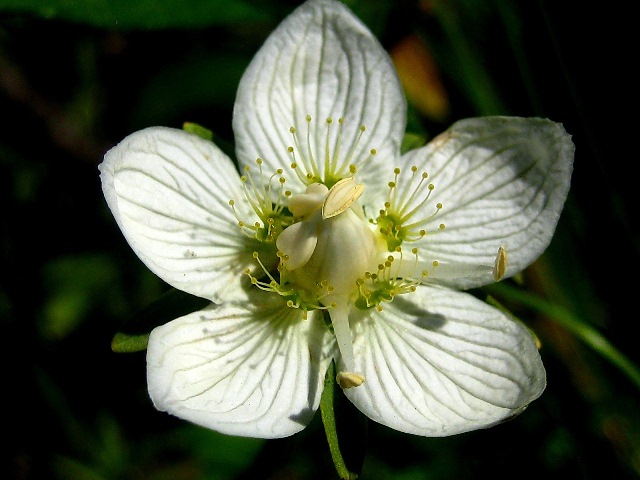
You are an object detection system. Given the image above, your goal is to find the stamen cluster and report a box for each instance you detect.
[287,115,376,188]
[229,158,294,242]
[355,249,439,311]
[374,166,445,251]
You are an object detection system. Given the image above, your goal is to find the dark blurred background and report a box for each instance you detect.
[1,0,638,479]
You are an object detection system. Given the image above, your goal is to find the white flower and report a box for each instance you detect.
[99,0,573,439]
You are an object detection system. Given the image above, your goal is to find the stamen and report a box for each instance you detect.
[229,159,293,242]
[493,245,508,281]
[305,115,316,176]
[287,116,319,183]
[288,146,311,185]
[375,166,445,251]
[244,251,335,313]
[339,124,370,179]
[355,246,433,311]
[324,117,333,178]
[285,115,377,187]
[314,280,337,306]
[336,371,365,389]
[322,177,364,219]
[330,117,345,174]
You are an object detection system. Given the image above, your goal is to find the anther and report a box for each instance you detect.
[493,245,508,281]
[336,371,365,389]
[322,177,364,219]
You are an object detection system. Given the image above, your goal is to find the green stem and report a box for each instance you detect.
[485,282,640,391]
[320,361,358,480]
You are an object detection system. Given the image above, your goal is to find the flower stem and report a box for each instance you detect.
[320,361,359,480]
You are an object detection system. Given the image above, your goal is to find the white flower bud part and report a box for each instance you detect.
[288,183,329,218]
[275,220,319,270]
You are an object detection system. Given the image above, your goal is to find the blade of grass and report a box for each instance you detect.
[486,282,640,391]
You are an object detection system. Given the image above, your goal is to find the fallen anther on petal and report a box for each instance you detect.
[336,371,365,389]
[493,245,508,282]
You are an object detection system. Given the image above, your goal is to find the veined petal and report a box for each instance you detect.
[395,117,573,289]
[343,285,546,436]
[233,0,406,198]
[99,127,255,303]
[147,292,334,438]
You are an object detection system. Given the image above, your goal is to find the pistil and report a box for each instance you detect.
[276,179,377,388]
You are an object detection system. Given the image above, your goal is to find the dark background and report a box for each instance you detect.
[2,0,638,478]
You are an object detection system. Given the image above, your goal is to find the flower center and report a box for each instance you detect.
[276,178,377,387]
[277,178,377,304]
[234,117,450,389]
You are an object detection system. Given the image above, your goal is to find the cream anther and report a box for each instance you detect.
[493,245,508,281]
[336,371,365,389]
[322,177,364,219]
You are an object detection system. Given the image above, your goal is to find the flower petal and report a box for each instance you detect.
[397,117,573,289]
[343,285,546,436]
[233,0,406,198]
[99,127,254,303]
[147,292,333,438]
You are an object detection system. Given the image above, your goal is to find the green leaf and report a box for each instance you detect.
[0,0,270,30]
[111,288,209,353]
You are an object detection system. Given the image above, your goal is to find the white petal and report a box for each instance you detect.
[233,0,406,199]
[147,292,333,438]
[398,117,573,289]
[343,286,546,436]
[99,127,255,303]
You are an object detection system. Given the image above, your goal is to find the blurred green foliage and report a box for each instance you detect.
[0,0,269,29]
[1,0,638,479]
